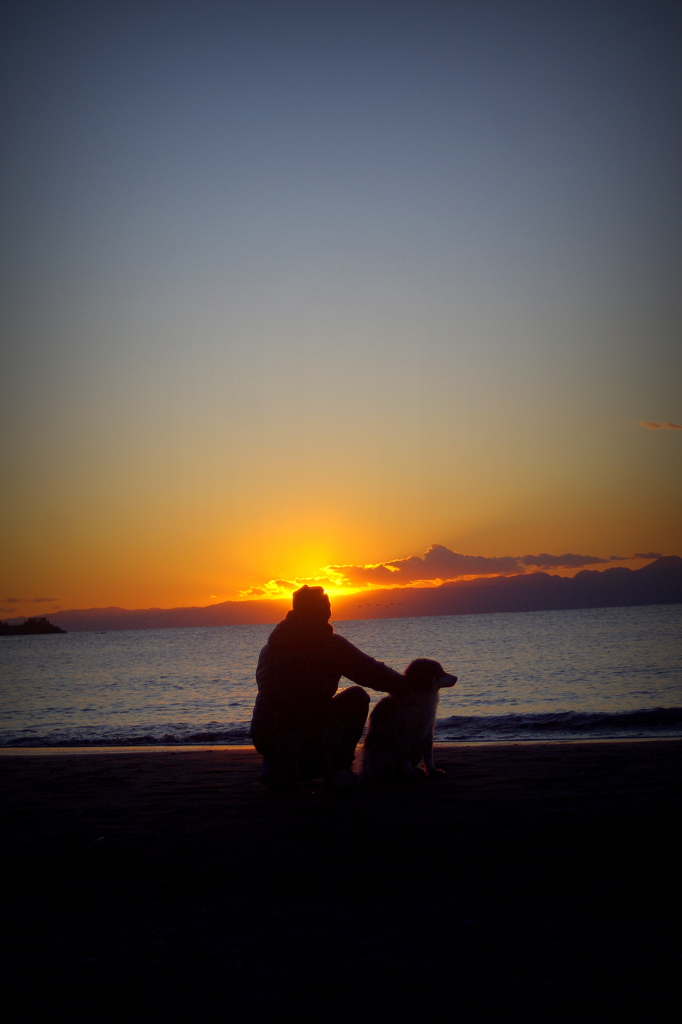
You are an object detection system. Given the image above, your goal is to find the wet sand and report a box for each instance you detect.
[1,740,680,1022]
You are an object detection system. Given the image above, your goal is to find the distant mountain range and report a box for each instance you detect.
[333,556,682,620]
[11,556,681,632]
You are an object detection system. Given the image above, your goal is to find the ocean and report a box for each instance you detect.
[0,603,680,747]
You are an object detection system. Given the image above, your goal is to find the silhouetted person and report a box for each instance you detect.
[251,585,405,788]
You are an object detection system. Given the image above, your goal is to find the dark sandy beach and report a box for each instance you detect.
[2,740,680,1022]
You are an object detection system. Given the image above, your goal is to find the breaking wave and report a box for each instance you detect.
[434,706,682,742]
[2,708,681,747]
[0,723,254,747]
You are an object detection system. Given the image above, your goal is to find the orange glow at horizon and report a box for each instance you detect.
[229,556,667,606]
[2,491,679,617]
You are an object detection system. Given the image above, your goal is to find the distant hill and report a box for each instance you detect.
[40,556,682,632]
[44,597,291,633]
[332,555,682,620]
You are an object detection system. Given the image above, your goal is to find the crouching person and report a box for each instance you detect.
[250,585,405,789]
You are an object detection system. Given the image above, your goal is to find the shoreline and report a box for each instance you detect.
[1,734,681,755]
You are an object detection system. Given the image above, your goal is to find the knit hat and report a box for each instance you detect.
[292,585,331,620]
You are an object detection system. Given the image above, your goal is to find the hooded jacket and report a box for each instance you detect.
[251,609,405,732]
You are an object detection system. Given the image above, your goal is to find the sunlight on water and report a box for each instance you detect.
[0,604,680,745]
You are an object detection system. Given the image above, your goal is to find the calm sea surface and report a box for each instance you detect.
[0,604,680,746]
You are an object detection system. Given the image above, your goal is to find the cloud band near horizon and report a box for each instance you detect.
[326,545,637,587]
[238,545,663,599]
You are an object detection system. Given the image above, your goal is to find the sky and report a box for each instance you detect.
[1,0,681,616]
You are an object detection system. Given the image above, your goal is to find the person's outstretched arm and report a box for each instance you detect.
[336,636,406,694]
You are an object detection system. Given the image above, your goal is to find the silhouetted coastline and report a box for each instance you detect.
[0,616,66,636]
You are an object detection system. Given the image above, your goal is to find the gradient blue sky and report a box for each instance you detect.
[2,1,680,612]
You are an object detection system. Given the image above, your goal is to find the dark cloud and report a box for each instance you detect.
[634,552,663,560]
[519,553,609,569]
[6,598,19,604]
[31,597,59,603]
[245,545,662,599]
[328,544,636,587]
[639,421,682,430]
[328,545,521,587]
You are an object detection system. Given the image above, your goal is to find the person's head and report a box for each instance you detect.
[292,585,331,621]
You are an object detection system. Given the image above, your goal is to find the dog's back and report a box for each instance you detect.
[361,659,456,779]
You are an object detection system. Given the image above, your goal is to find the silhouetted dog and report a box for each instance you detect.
[361,659,457,779]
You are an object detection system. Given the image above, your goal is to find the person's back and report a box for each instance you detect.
[250,585,404,787]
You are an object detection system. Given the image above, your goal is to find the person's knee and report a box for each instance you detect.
[341,685,370,708]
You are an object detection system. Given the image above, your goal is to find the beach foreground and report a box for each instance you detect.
[2,741,680,1022]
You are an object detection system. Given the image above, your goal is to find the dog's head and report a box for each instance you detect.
[403,658,458,694]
